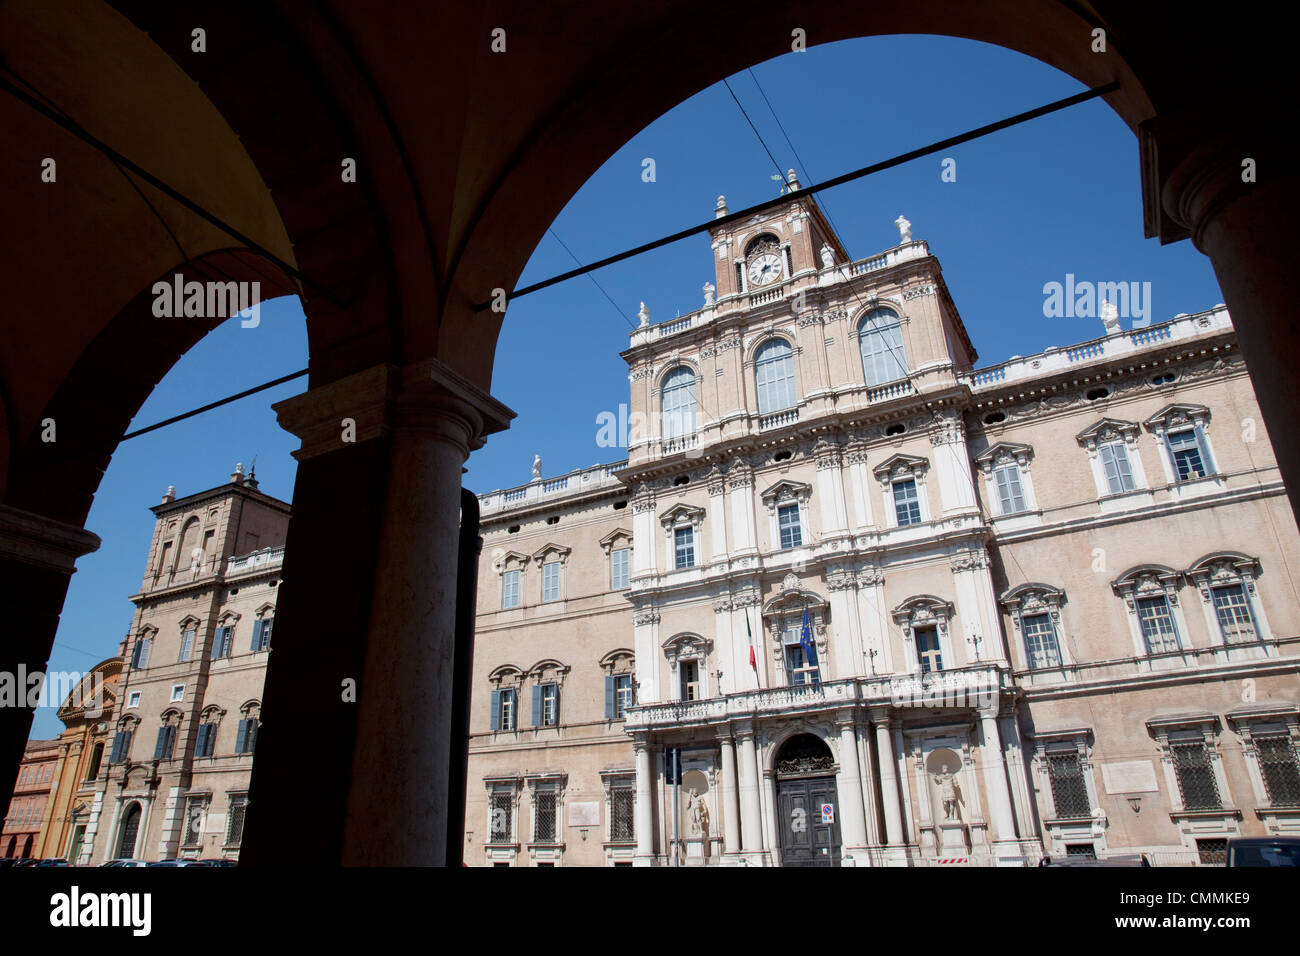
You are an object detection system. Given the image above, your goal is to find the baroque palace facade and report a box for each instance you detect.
[59,466,286,863]
[464,177,1300,866]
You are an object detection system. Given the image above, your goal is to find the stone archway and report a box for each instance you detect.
[1,1,1295,868]
[115,802,142,860]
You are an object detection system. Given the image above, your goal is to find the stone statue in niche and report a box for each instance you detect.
[686,787,709,838]
[933,762,963,821]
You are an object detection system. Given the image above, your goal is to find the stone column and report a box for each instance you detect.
[0,506,100,824]
[718,732,741,858]
[979,710,1017,844]
[871,707,904,846]
[835,715,869,861]
[242,360,513,866]
[634,736,655,865]
[736,723,764,862]
[1143,100,1300,523]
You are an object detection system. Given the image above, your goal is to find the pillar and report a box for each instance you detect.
[979,710,1017,845]
[871,707,904,846]
[241,359,513,866]
[835,715,869,861]
[718,732,741,858]
[736,723,764,863]
[634,736,655,865]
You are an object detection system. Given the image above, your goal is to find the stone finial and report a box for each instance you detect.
[531,454,542,481]
[232,462,245,484]
[894,214,912,243]
[820,243,835,269]
[715,195,728,219]
[703,282,716,307]
[1101,298,1121,334]
[163,485,176,504]
[786,168,800,190]
[637,301,650,327]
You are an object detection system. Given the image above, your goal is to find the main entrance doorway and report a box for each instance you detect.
[116,802,142,859]
[774,734,841,867]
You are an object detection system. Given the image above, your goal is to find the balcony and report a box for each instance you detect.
[479,460,628,515]
[226,546,285,575]
[961,306,1231,392]
[758,407,799,431]
[624,665,1008,731]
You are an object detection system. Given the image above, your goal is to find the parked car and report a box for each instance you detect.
[197,859,237,867]
[101,859,148,867]
[8,858,37,868]
[1040,852,1150,867]
[147,859,210,866]
[1225,836,1300,866]
[33,858,69,866]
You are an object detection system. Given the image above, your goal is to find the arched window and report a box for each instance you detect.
[754,339,797,414]
[660,366,697,440]
[858,308,908,386]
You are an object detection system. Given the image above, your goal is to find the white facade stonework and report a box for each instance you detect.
[466,187,1300,866]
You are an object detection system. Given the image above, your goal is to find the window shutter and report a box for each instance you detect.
[252,620,264,652]
[153,727,168,760]
[110,732,123,764]
[489,689,501,731]
[1193,424,1216,474]
[122,730,133,759]
[235,719,248,754]
[552,687,561,726]
[532,685,543,727]
[247,721,258,754]
[604,676,615,719]
[179,629,194,662]
[196,723,210,757]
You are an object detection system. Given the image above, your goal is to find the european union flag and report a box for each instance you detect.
[799,607,819,676]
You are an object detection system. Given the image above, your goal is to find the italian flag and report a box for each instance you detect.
[747,610,757,671]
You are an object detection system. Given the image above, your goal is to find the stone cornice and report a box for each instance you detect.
[0,504,102,573]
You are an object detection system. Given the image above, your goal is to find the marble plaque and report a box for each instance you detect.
[1101,760,1159,794]
[567,801,600,827]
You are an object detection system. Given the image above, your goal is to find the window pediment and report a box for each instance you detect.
[975,441,1034,473]
[495,550,531,571]
[1143,403,1211,433]
[872,453,928,485]
[662,632,711,663]
[659,503,705,530]
[1185,551,1260,584]
[527,659,571,682]
[891,594,955,629]
[531,542,571,565]
[254,603,275,619]
[599,529,633,555]
[1000,582,1065,614]
[1076,418,1140,449]
[488,664,524,685]
[1111,565,1181,606]
[760,479,812,511]
[599,649,635,673]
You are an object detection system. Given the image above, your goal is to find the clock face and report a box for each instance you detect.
[747,252,782,286]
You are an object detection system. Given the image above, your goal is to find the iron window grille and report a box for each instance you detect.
[226,794,248,845]
[182,795,210,847]
[1211,584,1257,643]
[1256,735,1300,806]
[610,786,635,842]
[1196,838,1227,865]
[1136,596,1180,654]
[1046,751,1091,819]
[1172,741,1222,810]
[490,789,513,843]
[533,789,557,843]
[1065,843,1097,860]
[1021,613,1062,669]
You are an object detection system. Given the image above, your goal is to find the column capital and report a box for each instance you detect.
[867,704,893,725]
[0,503,102,573]
[274,359,516,462]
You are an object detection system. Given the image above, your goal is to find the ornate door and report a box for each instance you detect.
[116,802,142,859]
[774,734,842,867]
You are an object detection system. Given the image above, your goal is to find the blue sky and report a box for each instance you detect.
[29,35,1224,738]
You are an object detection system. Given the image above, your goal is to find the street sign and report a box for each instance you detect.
[821,803,834,824]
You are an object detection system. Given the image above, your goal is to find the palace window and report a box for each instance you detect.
[777,503,802,549]
[1021,613,1062,669]
[1227,709,1300,811]
[194,721,218,758]
[534,682,560,727]
[1167,428,1209,481]
[85,742,103,781]
[1046,751,1091,819]
[977,443,1036,518]
[679,659,700,700]
[660,366,697,440]
[503,568,521,609]
[108,725,134,765]
[993,463,1026,514]
[542,561,561,602]
[226,793,248,846]
[1136,596,1180,654]
[608,672,635,719]
[1172,740,1222,810]
[611,547,630,590]
[491,687,517,732]
[1256,735,1300,805]
[211,625,233,659]
[674,527,695,570]
[1099,441,1136,494]
[893,478,921,526]
[130,634,151,670]
[532,785,558,843]
[609,779,635,843]
[754,339,797,415]
[1144,403,1217,484]
[181,794,210,847]
[127,692,140,709]
[857,307,908,387]
[153,723,177,761]
[1211,584,1257,643]
[915,626,943,673]
[179,627,196,662]
[251,617,273,652]
[781,622,820,685]
[235,712,259,755]
[489,785,514,843]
